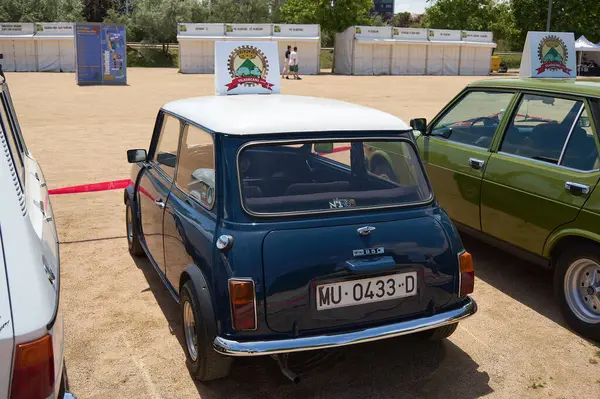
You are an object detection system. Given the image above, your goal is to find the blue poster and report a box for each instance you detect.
[75,24,102,84]
[100,25,127,84]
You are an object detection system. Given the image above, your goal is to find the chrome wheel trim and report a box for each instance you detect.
[183,300,198,362]
[564,258,600,324]
[126,205,133,244]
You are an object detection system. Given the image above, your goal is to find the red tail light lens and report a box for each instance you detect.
[459,251,474,297]
[229,279,256,330]
[10,334,55,399]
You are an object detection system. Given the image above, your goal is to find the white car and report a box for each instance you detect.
[0,70,75,398]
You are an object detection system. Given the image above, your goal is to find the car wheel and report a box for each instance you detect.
[180,281,233,381]
[372,160,397,182]
[125,200,144,256]
[555,245,600,340]
[417,323,458,340]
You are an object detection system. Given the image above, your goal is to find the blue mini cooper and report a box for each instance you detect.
[124,94,477,381]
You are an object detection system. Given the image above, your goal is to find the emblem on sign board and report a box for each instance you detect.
[179,24,187,32]
[536,35,571,75]
[225,45,273,91]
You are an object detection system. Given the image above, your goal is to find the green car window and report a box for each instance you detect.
[501,94,583,165]
[430,91,514,149]
[560,108,600,171]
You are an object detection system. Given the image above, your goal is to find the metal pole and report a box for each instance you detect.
[546,0,552,31]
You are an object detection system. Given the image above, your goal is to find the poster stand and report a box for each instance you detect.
[75,23,127,85]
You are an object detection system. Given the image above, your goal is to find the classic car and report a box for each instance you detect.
[124,94,477,381]
[398,78,600,340]
[0,68,75,398]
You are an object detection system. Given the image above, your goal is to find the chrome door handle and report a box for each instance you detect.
[468,158,485,169]
[565,182,590,195]
[155,199,166,209]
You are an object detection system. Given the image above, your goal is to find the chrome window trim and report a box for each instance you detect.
[496,151,600,174]
[557,103,585,166]
[228,277,258,331]
[151,114,185,183]
[236,136,434,218]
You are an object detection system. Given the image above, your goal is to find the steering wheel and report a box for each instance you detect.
[469,117,498,130]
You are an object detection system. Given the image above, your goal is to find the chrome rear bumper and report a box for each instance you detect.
[213,297,476,356]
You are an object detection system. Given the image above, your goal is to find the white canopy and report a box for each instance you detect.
[575,36,600,52]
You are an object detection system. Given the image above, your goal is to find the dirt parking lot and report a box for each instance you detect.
[7,69,600,398]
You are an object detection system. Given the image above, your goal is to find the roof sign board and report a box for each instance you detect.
[178,23,224,37]
[461,30,493,43]
[272,24,319,38]
[428,29,461,41]
[225,24,271,37]
[520,31,576,78]
[215,41,280,95]
[354,26,392,40]
[393,28,428,41]
[35,22,74,36]
[0,23,34,36]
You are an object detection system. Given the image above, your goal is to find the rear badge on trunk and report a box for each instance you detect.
[353,247,384,257]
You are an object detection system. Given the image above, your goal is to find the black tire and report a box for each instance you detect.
[180,281,233,381]
[125,199,144,257]
[417,323,458,340]
[554,244,600,340]
[372,160,397,182]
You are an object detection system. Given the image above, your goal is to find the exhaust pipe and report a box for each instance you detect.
[272,354,300,383]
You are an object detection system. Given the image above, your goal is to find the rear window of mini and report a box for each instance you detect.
[237,137,432,216]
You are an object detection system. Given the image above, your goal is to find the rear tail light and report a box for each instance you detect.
[459,251,474,297]
[10,334,55,399]
[229,279,257,330]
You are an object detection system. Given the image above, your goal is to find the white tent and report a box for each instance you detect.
[427,29,461,75]
[178,24,321,75]
[459,31,496,75]
[0,23,36,72]
[334,26,393,75]
[575,35,600,75]
[34,23,75,72]
[272,24,320,75]
[391,28,428,75]
[178,23,224,74]
[575,35,600,52]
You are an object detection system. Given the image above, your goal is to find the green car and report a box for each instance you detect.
[371,78,600,340]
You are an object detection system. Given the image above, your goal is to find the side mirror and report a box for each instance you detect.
[314,142,334,154]
[410,118,427,135]
[127,149,147,163]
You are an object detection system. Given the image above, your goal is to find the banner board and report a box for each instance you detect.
[354,26,392,39]
[35,23,74,36]
[75,23,126,85]
[393,28,428,41]
[428,29,461,41]
[178,23,224,37]
[0,23,34,36]
[225,24,271,37]
[461,31,493,43]
[215,41,280,95]
[272,24,319,37]
[519,31,576,78]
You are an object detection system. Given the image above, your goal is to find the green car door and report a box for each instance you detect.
[480,93,600,255]
[417,90,516,230]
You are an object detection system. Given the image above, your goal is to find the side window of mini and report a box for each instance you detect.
[153,113,182,180]
[429,90,515,149]
[0,94,24,187]
[499,94,596,168]
[175,124,216,210]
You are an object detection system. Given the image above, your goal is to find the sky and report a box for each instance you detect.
[394,0,429,14]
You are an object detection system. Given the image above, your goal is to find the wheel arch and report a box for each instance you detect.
[179,265,218,339]
[545,230,600,266]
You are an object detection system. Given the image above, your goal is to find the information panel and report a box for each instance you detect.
[75,24,102,84]
[75,23,126,85]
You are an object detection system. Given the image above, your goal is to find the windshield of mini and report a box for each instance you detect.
[238,138,432,215]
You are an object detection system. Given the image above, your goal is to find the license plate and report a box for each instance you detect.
[316,272,417,310]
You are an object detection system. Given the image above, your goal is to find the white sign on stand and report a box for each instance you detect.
[520,31,576,78]
[225,24,271,37]
[393,28,428,41]
[0,23,35,36]
[354,26,392,39]
[428,29,461,41]
[461,31,493,43]
[35,23,74,36]
[215,41,280,95]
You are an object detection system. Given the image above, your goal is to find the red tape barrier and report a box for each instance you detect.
[48,179,132,195]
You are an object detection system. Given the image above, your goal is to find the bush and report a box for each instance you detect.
[127,46,178,68]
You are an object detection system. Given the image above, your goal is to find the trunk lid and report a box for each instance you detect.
[263,215,457,334]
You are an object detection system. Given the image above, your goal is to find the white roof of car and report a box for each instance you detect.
[162,95,410,135]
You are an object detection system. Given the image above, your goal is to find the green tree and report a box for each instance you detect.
[208,0,271,23]
[84,0,116,22]
[393,11,411,28]
[280,0,373,35]
[0,0,84,22]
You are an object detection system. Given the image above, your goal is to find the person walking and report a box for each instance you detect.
[289,46,301,80]
[283,45,291,79]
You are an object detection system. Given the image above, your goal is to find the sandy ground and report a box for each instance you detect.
[6,69,600,398]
